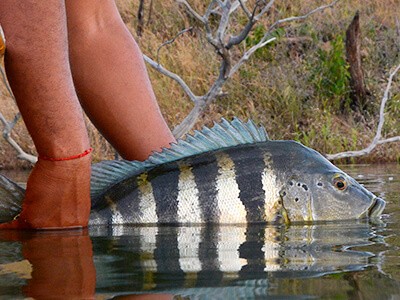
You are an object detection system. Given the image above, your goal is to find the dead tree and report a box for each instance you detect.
[137,0,145,37]
[327,63,400,161]
[144,0,339,138]
[345,11,368,110]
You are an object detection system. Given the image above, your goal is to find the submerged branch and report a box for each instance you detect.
[326,64,400,160]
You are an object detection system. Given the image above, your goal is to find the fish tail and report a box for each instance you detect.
[0,174,25,223]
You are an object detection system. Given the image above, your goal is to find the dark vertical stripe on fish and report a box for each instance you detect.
[149,162,180,223]
[93,176,141,225]
[190,154,220,222]
[227,145,267,222]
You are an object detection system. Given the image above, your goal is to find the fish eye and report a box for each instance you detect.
[333,176,347,191]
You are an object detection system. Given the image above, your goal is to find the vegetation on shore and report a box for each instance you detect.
[0,0,399,169]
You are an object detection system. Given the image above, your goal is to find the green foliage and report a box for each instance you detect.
[383,92,400,135]
[387,93,400,115]
[309,35,351,112]
[298,23,318,42]
[245,25,285,59]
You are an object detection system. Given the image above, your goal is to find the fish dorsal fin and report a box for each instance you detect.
[146,118,268,165]
[90,118,269,200]
[90,160,148,201]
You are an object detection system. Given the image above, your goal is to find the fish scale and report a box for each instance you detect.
[92,146,274,225]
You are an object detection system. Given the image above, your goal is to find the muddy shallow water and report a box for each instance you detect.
[0,163,399,299]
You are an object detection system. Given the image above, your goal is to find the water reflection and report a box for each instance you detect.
[0,230,96,299]
[0,230,173,299]
[0,220,397,299]
[90,223,381,293]
[1,163,399,299]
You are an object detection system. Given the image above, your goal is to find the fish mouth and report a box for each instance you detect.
[367,197,386,218]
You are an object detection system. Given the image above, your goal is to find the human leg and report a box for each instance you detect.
[0,0,91,229]
[65,0,176,161]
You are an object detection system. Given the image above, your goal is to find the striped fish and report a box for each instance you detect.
[0,118,386,225]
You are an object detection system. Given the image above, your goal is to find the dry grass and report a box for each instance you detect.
[1,0,399,168]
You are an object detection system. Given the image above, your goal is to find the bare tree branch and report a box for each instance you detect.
[226,3,258,49]
[176,0,205,23]
[143,54,199,103]
[326,64,400,160]
[378,136,400,144]
[0,69,37,163]
[267,0,339,30]
[172,102,204,137]
[203,1,221,49]
[0,65,13,100]
[229,37,277,77]
[156,27,193,63]
[0,25,37,163]
[147,0,154,27]
[237,0,251,18]
[176,0,221,50]
[254,0,276,21]
[216,1,231,44]
[147,0,340,138]
[229,0,339,77]
[0,112,37,163]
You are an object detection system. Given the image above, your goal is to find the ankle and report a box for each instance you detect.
[39,147,93,162]
[35,151,92,179]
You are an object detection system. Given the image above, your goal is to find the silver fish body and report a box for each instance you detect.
[89,140,384,226]
[0,118,385,225]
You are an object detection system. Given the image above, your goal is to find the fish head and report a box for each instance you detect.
[273,142,385,222]
[310,171,385,221]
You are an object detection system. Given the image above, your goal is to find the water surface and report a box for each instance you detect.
[0,164,399,299]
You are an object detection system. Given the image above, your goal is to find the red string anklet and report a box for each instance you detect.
[39,147,93,162]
